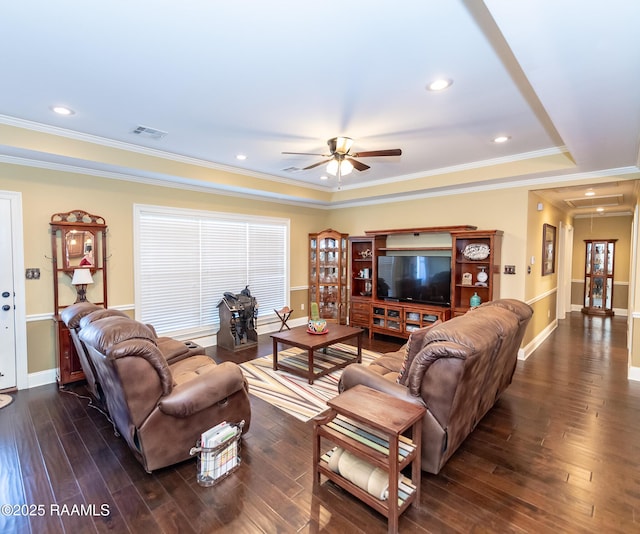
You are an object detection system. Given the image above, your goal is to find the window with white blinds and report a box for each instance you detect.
[134,204,289,338]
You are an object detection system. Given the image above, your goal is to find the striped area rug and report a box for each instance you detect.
[239,343,379,422]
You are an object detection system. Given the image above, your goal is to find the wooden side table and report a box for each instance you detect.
[313,385,426,534]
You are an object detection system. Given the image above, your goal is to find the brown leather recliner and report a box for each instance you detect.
[60,302,106,401]
[61,302,206,403]
[78,314,252,472]
[339,299,532,474]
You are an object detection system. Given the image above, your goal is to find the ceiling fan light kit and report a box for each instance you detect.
[332,136,354,154]
[283,136,402,185]
[326,157,353,176]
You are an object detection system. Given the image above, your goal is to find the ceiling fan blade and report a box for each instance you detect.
[351,148,402,158]
[302,159,331,171]
[347,158,370,172]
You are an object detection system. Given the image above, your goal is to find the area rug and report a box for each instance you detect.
[0,393,14,409]
[239,343,379,422]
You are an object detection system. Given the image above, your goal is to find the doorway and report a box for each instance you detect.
[0,191,28,390]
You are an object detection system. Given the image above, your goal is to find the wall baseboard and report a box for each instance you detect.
[520,319,558,361]
[28,368,57,389]
[628,366,640,382]
[27,316,311,389]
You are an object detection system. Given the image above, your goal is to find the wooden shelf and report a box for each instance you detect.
[364,225,477,236]
[380,246,451,252]
[450,230,502,316]
[313,385,425,534]
[349,226,502,336]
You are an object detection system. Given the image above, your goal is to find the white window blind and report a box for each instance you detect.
[134,204,289,338]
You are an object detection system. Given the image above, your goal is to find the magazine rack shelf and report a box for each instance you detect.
[190,420,244,487]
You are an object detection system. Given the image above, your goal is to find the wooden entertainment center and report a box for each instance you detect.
[348,226,503,339]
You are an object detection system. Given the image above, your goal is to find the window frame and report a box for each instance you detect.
[133,203,290,339]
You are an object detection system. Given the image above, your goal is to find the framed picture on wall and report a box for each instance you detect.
[542,223,556,276]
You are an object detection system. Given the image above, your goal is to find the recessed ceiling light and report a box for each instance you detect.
[585,190,595,196]
[320,175,328,181]
[51,105,75,116]
[596,207,604,212]
[427,79,453,91]
[236,154,247,161]
[493,135,511,143]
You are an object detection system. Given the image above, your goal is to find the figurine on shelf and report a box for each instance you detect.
[475,266,488,287]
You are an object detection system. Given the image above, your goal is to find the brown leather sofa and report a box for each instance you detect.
[61,302,206,402]
[339,299,533,474]
[77,313,252,472]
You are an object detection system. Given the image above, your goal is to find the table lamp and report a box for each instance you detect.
[71,268,94,302]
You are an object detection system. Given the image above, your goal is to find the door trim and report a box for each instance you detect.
[0,190,28,390]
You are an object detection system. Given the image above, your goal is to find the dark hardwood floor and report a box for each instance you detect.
[1,313,639,533]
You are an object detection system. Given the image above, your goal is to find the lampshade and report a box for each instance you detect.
[326,158,354,176]
[71,268,94,286]
[334,136,353,154]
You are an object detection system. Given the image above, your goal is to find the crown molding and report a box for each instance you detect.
[0,114,330,193]
[1,114,638,210]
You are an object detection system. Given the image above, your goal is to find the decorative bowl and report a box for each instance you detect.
[307,319,328,334]
[462,243,490,261]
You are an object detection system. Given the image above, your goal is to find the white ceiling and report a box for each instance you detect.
[1,1,639,214]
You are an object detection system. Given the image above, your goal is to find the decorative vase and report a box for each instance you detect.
[470,292,482,307]
[308,319,328,334]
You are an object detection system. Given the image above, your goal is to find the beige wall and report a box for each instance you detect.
[4,157,639,377]
[522,192,572,346]
[329,186,530,303]
[570,215,633,311]
[1,162,328,373]
[572,215,632,282]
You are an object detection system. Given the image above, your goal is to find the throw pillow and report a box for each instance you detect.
[397,320,442,386]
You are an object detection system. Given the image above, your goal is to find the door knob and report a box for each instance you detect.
[2,305,10,311]
[1,291,9,298]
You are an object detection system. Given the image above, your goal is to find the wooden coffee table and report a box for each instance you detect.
[271,324,363,384]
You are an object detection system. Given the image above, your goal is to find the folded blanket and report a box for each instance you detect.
[327,447,391,500]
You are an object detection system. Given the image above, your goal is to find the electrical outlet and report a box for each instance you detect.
[25,268,40,279]
[301,303,305,311]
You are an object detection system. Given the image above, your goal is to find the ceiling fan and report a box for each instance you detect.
[282,136,402,180]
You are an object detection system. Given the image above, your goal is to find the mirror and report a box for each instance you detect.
[64,229,96,268]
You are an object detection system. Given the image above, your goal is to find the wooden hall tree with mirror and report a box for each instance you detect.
[50,210,108,386]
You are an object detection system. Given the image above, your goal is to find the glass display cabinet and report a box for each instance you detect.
[582,239,616,316]
[309,229,348,324]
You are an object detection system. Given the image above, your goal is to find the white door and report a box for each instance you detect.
[0,197,17,389]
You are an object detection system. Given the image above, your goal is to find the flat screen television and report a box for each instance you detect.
[377,254,451,307]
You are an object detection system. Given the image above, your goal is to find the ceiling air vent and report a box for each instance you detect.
[564,194,623,209]
[131,125,168,139]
